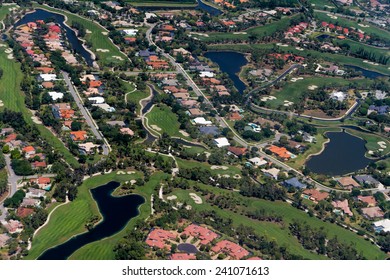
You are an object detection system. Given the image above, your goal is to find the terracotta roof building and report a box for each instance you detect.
[212,240,249,260]
[145,228,177,249]
[182,224,218,245]
[302,189,329,203]
[358,196,377,207]
[170,253,196,260]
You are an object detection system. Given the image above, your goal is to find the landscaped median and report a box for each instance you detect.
[26,171,157,260]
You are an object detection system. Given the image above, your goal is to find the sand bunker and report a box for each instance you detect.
[0,100,4,107]
[7,54,14,59]
[233,32,247,34]
[112,55,124,60]
[290,77,303,82]
[190,32,209,37]
[283,100,294,106]
[308,85,318,90]
[127,171,135,174]
[276,43,289,47]
[222,174,230,178]
[130,179,137,185]
[31,116,42,124]
[86,29,92,33]
[167,195,177,201]
[210,165,228,170]
[117,171,126,174]
[358,24,369,28]
[233,174,241,179]
[4,48,12,54]
[295,47,304,51]
[97,48,110,52]
[189,193,202,204]
[185,205,192,210]
[260,96,277,102]
[150,124,162,131]
[378,141,387,149]
[179,130,189,137]
[101,31,108,35]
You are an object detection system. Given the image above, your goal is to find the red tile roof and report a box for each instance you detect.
[146,228,177,249]
[23,146,35,153]
[268,145,290,159]
[70,131,87,141]
[183,224,218,245]
[16,207,35,218]
[228,146,247,156]
[212,240,249,260]
[303,189,329,202]
[3,133,17,143]
[358,196,377,206]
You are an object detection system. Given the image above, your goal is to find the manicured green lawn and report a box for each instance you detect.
[0,46,79,168]
[129,0,197,7]
[68,172,169,260]
[176,158,242,176]
[208,44,390,75]
[146,104,190,139]
[0,4,17,21]
[170,183,387,260]
[33,4,127,67]
[26,171,144,260]
[198,15,300,42]
[265,77,365,108]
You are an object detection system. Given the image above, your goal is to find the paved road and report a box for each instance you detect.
[0,155,20,220]
[62,71,110,155]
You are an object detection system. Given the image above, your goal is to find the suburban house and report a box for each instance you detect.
[52,103,75,120]
[1,220,23,234]
[199,126,219,136]
[358,195,377,207]
[227,146,247,157]
[373,219,390,233]
[32,161,47,169]
[78,142,100,155]
[22,146,36,159]
[170,253,196,260]
[70,131,88,142]
[302,189,329,203]
[362,207,384,219]
[213,137,230,148]
[211,240,249,260]
[267,145,291,160]
[283,177,307,189]
[261,167,280,180]
[354,175,383,188]
[332,199,353,216]
[182,224,218,245]
[17,207,35,218]
[30,178,51,190]
[145,228,177,249]
[248,157,267,167]
[337,177,360,189]
[0,234,10,248]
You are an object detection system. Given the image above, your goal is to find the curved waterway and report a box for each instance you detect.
[205,51,248,94]
[306,132,373,176]
[38,181,144,260]
[14,9,94,66]
[344,64,388,79]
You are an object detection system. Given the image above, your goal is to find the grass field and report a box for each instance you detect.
[169,181,386,260]
[68,172,169,260]
[265,77,368,108]
[176,158,242,176]
[208,44,390,75]
[197,15,300,42]
[123,81,149,114]
[314,12,390,42]
[0,4,17,21]
[146,104,191,139]
[33,4,127,67]
[26,171,147,260]
[0,46,80,168]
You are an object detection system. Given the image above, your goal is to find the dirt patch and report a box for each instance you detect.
[179,130,189,137]
[150,125,162,131]
[210,165,228,170]
[189,193,202,204]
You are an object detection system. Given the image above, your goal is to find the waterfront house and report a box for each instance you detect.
[337,176,360,189]
[283,177,307,189]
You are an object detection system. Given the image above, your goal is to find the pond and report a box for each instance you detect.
[345,64,388,79]
[38,181,144,260]
[316,34,331,40]
[178,243,198,254]
[205,51,248,94]
[15,9,94,66]
[305,132,373,176]
[197,0,222,16]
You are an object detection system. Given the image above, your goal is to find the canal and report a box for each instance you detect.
[38,181,144,260]
[306,131,373,176]
[15,9,94,66]
[345,64,388,79]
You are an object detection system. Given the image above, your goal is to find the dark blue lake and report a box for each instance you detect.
[14,9,94,66]
[306,132,372,176]
[316,34,331,40]
[205,51,248,94]
[38,181,144,260]
[197,0,222,16]
[345,65,388,79]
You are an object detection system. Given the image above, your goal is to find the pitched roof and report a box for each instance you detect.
[212,240,249,260]
[303,189,329,202]
[228,146,247,156]
[358,196,377,206]
[170,253,196,260]
[183,224,218,245]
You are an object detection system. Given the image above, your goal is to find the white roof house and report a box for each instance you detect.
[193,117,212,126]
[88,97,105,104]
[78,142,100,154]
[39,74,57,82]
[373,219,390,233]
[330,91,346,102]
[48,91,64,101]
[93,103,116,112]
[199,71,214,78]
[248,157,268,167]
[122,29,138,36]
[214,137,230,148]
[261,167,280,180]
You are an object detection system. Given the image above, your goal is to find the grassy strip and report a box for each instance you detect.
[0,46,79,168]
[68,172,168,260]
[171,183,387,260]
[175,158,242,176]
[33,4,127,67]
[26,171,146,260]
[198,15,299,42]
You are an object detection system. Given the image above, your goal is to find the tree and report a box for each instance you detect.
[71,121,82,131]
